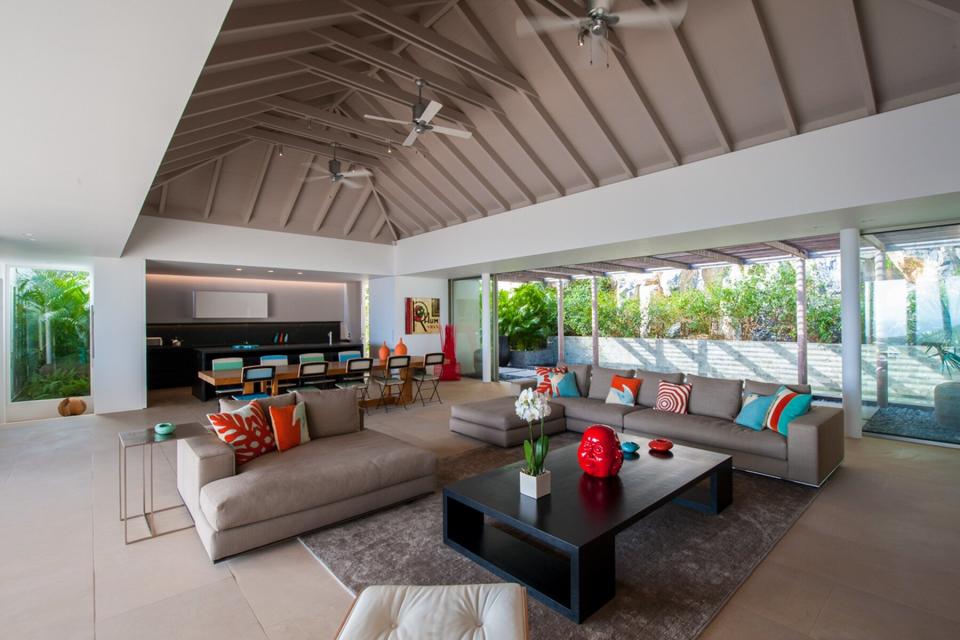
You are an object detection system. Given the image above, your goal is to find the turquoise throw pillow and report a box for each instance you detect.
[551,371,580,398]
[764,386,813,436]
[735,393,776,431]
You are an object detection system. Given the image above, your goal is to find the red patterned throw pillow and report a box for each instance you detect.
[655,381,692,414]
[535,366,567,396]
[207,402,276,465]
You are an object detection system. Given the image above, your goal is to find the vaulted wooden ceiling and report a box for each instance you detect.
[142,0,960,245]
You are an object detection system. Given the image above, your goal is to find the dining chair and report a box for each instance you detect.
[290,361,334,392]
[260,355,289,365]
[412,352,445,406]
[374,355,411,412]
[338,350,362,363]
[232,365,276,401]
[211,357,245,397]
[299,353,326,364]
[335,357,373,412]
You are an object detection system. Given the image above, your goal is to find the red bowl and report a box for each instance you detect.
[649,438,674,452]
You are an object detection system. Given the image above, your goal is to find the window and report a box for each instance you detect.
[10,268,91,402]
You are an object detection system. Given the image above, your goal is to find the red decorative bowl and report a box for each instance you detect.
[649,438,674,452]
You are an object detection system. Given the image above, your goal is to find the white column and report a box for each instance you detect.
[796,258,808,385]
[591,276,599,367]
[556,281,565,364]
[481,273,491,382]
[840,228,862,438]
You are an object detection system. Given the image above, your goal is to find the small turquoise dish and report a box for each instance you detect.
[154,422,176,436]
[621,441,640,454]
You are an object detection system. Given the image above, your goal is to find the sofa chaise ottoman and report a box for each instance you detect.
[449,395,567,447]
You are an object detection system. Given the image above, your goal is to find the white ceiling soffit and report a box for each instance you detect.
[0,0,233,257]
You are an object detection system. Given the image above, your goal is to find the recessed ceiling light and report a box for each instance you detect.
[267,270,274,273]
[297,271,304,275]
[235,268,243,272]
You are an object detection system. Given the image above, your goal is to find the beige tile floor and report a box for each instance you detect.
[0,379,957,639]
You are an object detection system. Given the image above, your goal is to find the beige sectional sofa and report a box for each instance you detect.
[476,364,843,486]
[178,388,437,561]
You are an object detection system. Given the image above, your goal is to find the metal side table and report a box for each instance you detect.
[118,422,210,544]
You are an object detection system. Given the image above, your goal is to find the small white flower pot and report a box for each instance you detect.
[519,470,551,499]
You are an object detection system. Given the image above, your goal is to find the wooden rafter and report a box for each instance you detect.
[251,113,394,157]
[904,0,960,21]
[219,0,447,37]
[517,0,635,177]
[158,184,168,215]
[748,0,798,135]
[245,127,382,166]
[669,25,732,152]
[369,186,401,240]
[841,0,877,115]
[343,182,375,236]
[175,102,271,134]
[162,133,248,165]
[314,177,346,231]
[279,153,314,228]
[765,240,809,259]
[168,119,256,151]
[341,0,537,95]
[370,176,428,233]
[578,261,649,274]
[263,96,403,144]
[431,134,510,212]
[530,266,598,277]
[202,158,223,219]
[689,249,744,265]
[153,141,255,183]
[373,163,448,228]
[613,256,691,270]
[205,32,329,72]
[243,145,275,223]
[192,60,304,97]
[183,75,333,118]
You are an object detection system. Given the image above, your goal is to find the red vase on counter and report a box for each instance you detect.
[378,342,390,362]
[394,338,408,356]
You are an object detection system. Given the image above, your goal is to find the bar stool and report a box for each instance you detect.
[335,357,373,412]
[232,365,276,401]
[374,355,411,412]
[412,352,445,406]
[290,361,335,392]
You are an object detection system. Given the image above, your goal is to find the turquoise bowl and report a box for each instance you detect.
[621,441,640,454]
[154,422,176,436]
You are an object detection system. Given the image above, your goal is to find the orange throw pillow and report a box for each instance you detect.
[269,402,311,452]
[605,374,642,405]
[207,402,276,465]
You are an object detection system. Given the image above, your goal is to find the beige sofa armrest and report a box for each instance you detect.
[509,378,538,396]
[177,435,235,518]
[787,405,844,486]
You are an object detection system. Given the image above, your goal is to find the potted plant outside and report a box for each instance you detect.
[515,388,552,498]
[924,342,960,427]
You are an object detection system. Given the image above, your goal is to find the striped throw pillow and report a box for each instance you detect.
[763,386,813,436]
[535,366,567,396]
[655,381,692,414]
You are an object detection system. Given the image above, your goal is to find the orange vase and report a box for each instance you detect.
[378,342,390,362]
[395,337,408,356]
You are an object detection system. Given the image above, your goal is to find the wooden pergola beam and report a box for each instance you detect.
[578,261,649,274]
[614,256,691,270]
[343,182,375,236]
[243,145,275,223]
[342,0,537,95]
[689,249,744,265]
[842,0,877,115]
[748,0,798,135]
[766,240,809,259]
[530,266,599,277]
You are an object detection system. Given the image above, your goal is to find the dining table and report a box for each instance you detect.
[196,356,426,407]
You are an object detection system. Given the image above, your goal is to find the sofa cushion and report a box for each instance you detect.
[199,429,436,531]
[745,379,812,396]
[551,396,638,429]
[560,363,592,397]
[624,409,787,460]
[450,395,564,430]
[634,370,685,407]
[588,367,634,400]
[220,393,295,428]
[686,374,743,421]
[295,388,361,438]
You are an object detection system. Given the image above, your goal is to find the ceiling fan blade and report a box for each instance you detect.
[402,128,420,147]
[516,13,578,36]
[364,114,409,125]
[304,173,333,182]
[430,125,472,140]
[614,1,687,28]
[419,100,443,124]
[341,168,372,178]
[340,178,362,189]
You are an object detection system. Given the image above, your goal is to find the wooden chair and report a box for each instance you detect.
[233,365,276,401]
[374,355,411,412]
[412,352,445,406]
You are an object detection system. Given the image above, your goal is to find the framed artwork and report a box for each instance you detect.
[405,297,441,334]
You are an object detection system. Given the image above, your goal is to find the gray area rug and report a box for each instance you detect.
[301,435,817,639]
[865,405,960,444]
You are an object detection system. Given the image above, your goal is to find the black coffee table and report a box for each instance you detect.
[442,438,732,623]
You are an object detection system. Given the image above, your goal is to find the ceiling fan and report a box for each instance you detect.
[519,0,687,56]
[303,144,371,189]
[362,79,472,147]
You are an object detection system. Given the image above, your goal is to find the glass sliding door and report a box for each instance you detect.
[8,267,91,410]
[861,224,960,445]
[450,277,483,379]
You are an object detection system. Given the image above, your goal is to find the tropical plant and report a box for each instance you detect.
[497,283,556,351]
[515,388,551,476]
[923,342,960,377]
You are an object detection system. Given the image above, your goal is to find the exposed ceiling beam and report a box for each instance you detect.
[374,163,448,228]
[161,133,249,166]
[670,25,732,153]
[614,256,691,270]
[456,3,596,189]
[841,0,877,115]
[314,174,347,231]
[153,141,255,181]
[175,102,272,134]
[530,267,597,277]
[371,172,432,232]
[158,184,168,216]
[904,0,960,20]
[202,158,223,219]
[415,144,487,218]
[168,119,256,151]
[430,134,511,211]
[192,60,305,97]
[205,31,330,72]
[243,145,275,223]
[251,113,395,158]
[862,234,887,252]
[343,182,375,236]
[182,74,333,117]
[496,271,552,283]
[748,0,798,136]
[689,249,744,265]
[370,186,402,240]
[341,0,537,95]
[315,26,500,112]
[279,153,315,228]
[245,128,382,166]
[517,0,635,178]
[765,240,809,259]
[579,261,649,274]
[263,95,403,144]
[535,0,678,170]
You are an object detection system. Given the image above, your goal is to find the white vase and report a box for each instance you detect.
[519,469,551,499]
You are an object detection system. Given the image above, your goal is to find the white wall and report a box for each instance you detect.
[394,93,960,277]
[368,276,447,356]
[92,258,147,414]
[146,274,349,325]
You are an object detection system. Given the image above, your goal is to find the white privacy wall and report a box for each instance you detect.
[368,276,447,356]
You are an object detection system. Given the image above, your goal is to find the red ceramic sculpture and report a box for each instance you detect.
[577,425,624,478]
